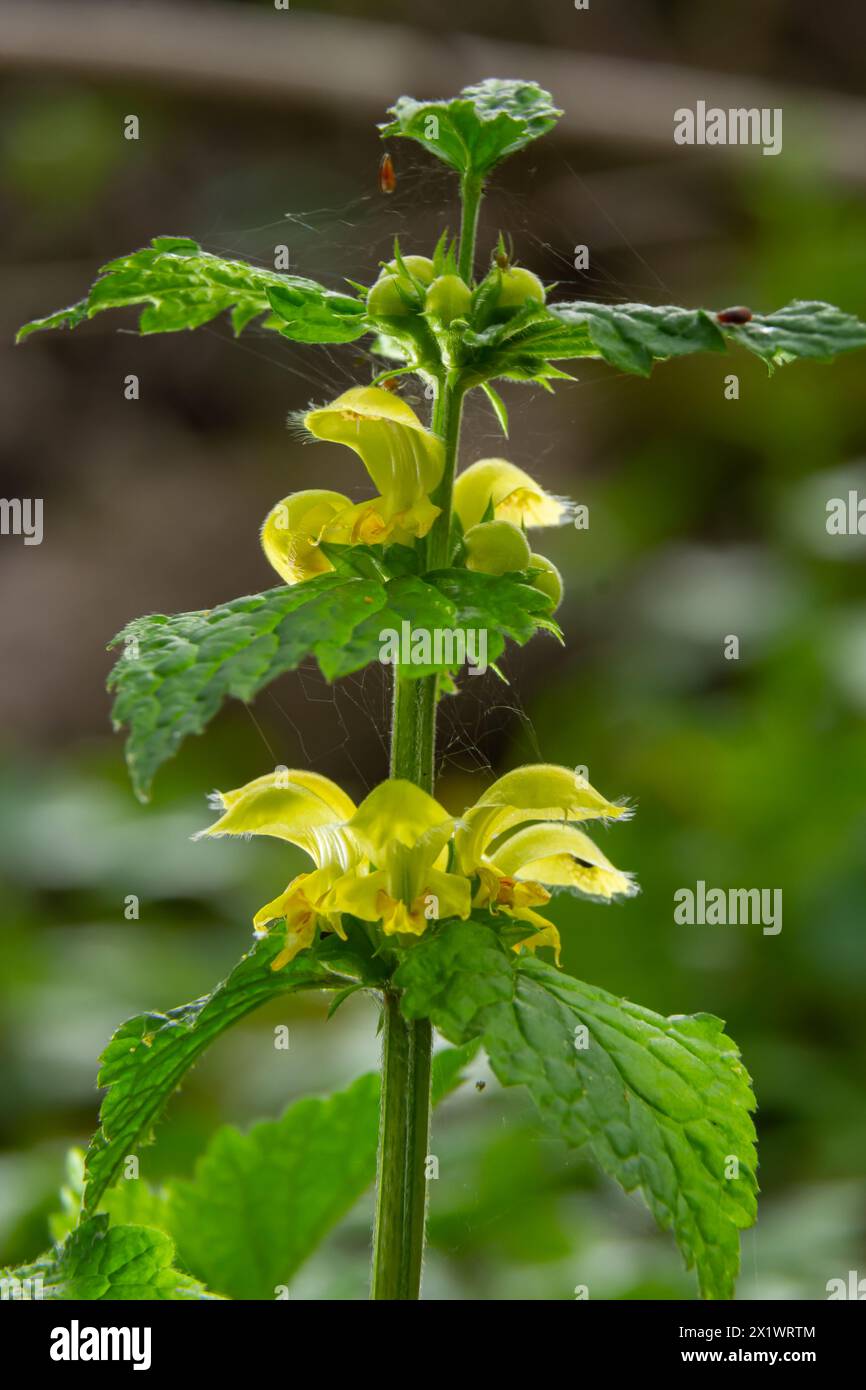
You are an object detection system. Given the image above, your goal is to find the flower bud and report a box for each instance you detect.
[528,552,563,611]
[454,458,569,530]
[496,266,546,311]
[424,273,472,326]
[366,274,416,317]
[463,519,531,575]
[382,255,435,286]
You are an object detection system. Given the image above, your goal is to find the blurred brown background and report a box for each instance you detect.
[1,0,865,1299]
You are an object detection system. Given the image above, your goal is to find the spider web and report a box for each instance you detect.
[188,145,662,795]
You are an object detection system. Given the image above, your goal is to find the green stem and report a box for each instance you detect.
[390,673,436,791]
[458,174,483,284]
[426,371,466,571]
[371,173,480,1302]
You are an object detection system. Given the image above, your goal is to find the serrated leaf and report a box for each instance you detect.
[167,1074,379,1299]
[57,1217,213,1300]
[164,1043,478,1299]
[3,1216,214,1300]
[429,567,557,647]
[717,299,866,367]
[396,921,758,1300]
[82,925,346,1214]
[380,79,562,180]
[475,298,866,381]
[108,570,554,798]
[547,302,725,375]
[16,237,367,345]
[108,573,386,800]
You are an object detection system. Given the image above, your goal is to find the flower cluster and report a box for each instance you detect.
[259,382,567,609]
[197,764,636,969]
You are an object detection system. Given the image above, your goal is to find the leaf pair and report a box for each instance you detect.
[380,79,563,182]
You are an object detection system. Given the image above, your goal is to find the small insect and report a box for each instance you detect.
[380,376,399,392]
[493,231,514,271]
[378,152,396,195]
[475,1080,486,1092]
[716,306,753,325]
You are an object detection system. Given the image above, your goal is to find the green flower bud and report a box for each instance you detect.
[496,266,546,311]
[366,274,416,317]
[424,273,472,326]
[382,255,435,286]
[464,520,532,575]
[528,552,563,611]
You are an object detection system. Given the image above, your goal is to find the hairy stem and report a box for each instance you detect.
[390,673,436,791]
[371,178,480,1302]
[458,174,484,283]
[426,371,466,572]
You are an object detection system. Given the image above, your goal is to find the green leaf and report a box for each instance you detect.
[469,298,866,382]
[428,568,558,649]
[164,1043,478,1299]
[396,921,758,1300]
[481,380,509,435]
[546,301,726,375]
[716,299,866,367]
[16,237,367,345]
[57,1217,214,1300]
[167,1074,379,1299]
[108,573,385,800]
[380,79,562,180]
[108,570,555,798]
[51,1149,172,1244]
[2,1217,214,1300]
[82,925,345,1215]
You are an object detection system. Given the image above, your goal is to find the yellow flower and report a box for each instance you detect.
[196,769,360,968]
[196,763,635,969]
[304,386,445,546]
[453,459,570,531]
[261,489,353,585]
[456,764,636,963]
[328,779,471,937]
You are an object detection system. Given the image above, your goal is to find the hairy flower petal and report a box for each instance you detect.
[454,458,570,530]
[261,489,353,584]
[304,386,444,546]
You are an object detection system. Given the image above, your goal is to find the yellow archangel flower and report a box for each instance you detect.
[195,769,360,969]
[329,780,471,937]
[455,764,637,964]
[261,489,354,585]
[303,385,445,548]
[453,458,571,531]
[197,764,633,969]
[197,771,472,963]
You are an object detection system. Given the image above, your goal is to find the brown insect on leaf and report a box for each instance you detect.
[378,152,396,195]
[716,306,753,325]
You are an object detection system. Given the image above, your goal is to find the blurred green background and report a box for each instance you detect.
[1,0,865,1299]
